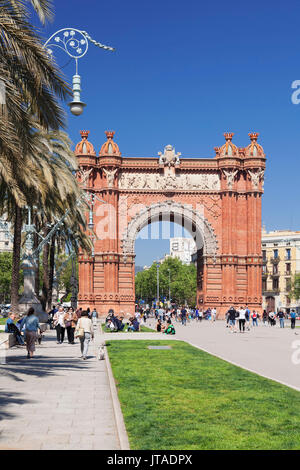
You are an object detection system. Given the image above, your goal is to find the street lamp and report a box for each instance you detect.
[44,28,115,116]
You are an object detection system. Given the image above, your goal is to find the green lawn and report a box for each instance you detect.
[107,340,300,450]
[101,323,155,333]
[0,318,7,325]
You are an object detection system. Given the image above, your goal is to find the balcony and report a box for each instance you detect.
[262,271,268,279]
[270,273,279,278]
[270,256,280,264]
[262,258,268,264]
[285,272,292,276]
[263,289,280,296]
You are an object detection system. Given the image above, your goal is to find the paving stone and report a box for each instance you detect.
[0,325,121,450]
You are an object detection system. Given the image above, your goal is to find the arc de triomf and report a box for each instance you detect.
[75,130,266,317]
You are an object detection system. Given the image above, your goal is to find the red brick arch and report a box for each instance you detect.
[76,131,265,317]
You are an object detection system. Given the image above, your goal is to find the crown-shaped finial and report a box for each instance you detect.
[248,132,259,141]
[80,130,90,139]
[224,132,234,141]
[105,131,115,140]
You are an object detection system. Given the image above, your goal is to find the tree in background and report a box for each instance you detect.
[290,273,300,303]
[0,252,23,303]
[135,257,197,306]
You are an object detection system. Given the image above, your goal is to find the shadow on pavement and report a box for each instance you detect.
[0,356,91,382]
[0,389,35,421]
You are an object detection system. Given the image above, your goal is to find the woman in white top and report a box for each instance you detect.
[238,307,246,333]
[76,310,94,360]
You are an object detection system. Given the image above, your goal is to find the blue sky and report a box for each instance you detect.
[35,0,300,265]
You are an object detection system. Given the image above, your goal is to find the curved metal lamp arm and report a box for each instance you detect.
[44,28,115,115]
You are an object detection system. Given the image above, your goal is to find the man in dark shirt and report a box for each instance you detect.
[181,307,187,326]
[227,306,237,333]
[277,310,285,328]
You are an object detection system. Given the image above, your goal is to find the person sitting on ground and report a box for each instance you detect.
[128,317,140,332]
[156,319,162,332]
[5,312,25,345]
[114,315,125,332]
[105,318,116,331]
[164,322,176,335]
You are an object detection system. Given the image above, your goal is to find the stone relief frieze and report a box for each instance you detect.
[118,172,220,191]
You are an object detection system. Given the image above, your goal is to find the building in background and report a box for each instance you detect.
[0,219,13,252]
[169,237,196,265]
[262,228,300,313]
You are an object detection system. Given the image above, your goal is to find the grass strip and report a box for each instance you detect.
[107,339,300,450]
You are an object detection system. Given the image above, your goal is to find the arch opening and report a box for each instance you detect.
[121,201,218,259]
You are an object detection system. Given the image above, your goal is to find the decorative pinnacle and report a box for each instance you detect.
[80,130,90,139]
[105,131,115,140]
[224,132,234,141]
[249,132,259,141]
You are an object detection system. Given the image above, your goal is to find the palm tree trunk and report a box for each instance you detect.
[11,205,22,313]
[47,235,55,310]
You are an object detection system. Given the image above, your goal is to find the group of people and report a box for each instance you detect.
[47,305,98,360]
[4,304,98,361]
[225,306,298,332]
[105,310,146,332]
[48,305,98,343]
[263,309,297,329]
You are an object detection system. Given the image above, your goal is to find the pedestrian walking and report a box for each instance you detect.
[227,306,237,333]
[268,310,276,326]
[277,310,285,328]
[238,306,246,333]
[75,310,94,360]
[262,310,268,326]
[252,310,258,327]
[245,306,251,330]
[181,306,187,326]
[199,309,203,322]
[64,307,78,344]
[290,309,296,329]
[23,307,40,359]
[91,308,98,326]
[53,306,66,344]
[211,308,217,322]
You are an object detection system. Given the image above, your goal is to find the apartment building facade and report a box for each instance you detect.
[262,229,300,312]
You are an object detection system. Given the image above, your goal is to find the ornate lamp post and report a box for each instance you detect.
[44,28,115,116]
[18,208,48,321]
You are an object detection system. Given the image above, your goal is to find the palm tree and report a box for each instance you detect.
[0,1,72,311]
[0,1,70,202]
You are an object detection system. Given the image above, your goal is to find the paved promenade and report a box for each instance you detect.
[147,318,300,391]
[0,323,120,450]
